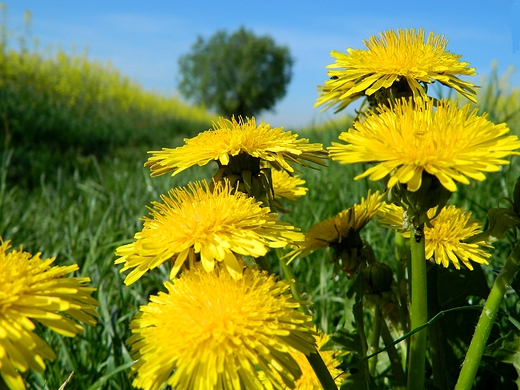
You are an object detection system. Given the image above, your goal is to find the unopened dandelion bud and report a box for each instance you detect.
[364,262,394,294]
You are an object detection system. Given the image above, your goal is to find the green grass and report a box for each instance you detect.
[0,44,215,151]
[0,6,216,193]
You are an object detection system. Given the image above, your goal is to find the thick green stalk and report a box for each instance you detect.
[455,241,520,390]
[407,228,428,390]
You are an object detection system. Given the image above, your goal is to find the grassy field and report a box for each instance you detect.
[0,8,216,190]
[2,11,520,389]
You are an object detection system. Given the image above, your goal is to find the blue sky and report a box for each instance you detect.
[4,0,520,128]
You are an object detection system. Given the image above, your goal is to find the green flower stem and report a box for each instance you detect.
[276,250,337,390]
[407,227,428,390]
[306,351,339,390]
[455,241,520,390]
[380,318,407,388]
[368,304,383,376]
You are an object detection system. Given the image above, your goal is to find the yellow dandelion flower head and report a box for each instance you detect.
[115,180,304,285]
[316,28,477,112]
[127,263,317,390]
[145,116,327,177]
[260,331,347,390]
[329,98,520,192]
[378,204,492,270]
[0,239,98,390]
[287,190,384,261]
[271,169,308,201]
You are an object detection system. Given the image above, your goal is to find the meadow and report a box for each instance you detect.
[2,12,520,390]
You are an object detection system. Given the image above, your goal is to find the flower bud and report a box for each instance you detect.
[364,262,394,294]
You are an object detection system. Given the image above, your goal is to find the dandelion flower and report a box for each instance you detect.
[115,180,304,285]
[316,28,477,112]
[127,263,317,390]
[260,331,347,390]
[287,190,384,261]
[329,98,520,192]
[271,169,308,201]
[0,239,98,390]
[378,204,492,270]
[145,116,327,177]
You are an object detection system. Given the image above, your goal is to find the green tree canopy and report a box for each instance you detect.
[178,27,294,119]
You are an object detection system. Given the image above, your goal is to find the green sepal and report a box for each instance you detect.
[388,172,452,229]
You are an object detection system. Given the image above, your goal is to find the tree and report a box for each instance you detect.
[178,27,294,119]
